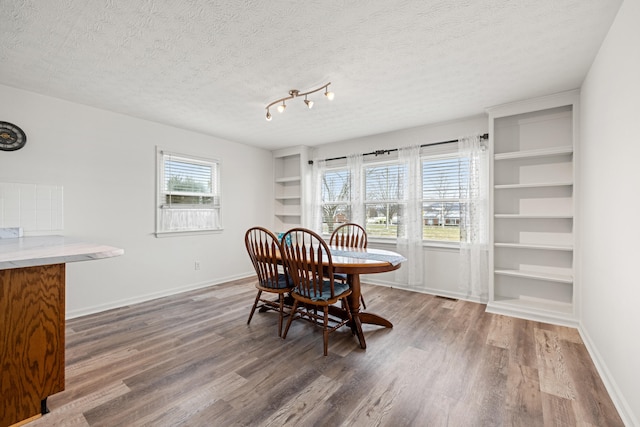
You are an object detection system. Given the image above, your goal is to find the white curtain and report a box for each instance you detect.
[458,135,489,301]
[347,153,364,227]
[310,159,327,234]
[396,145,424,287]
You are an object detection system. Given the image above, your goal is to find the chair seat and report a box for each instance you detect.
[333,272,347,281]
[258,273,291,290]
[294,280,350,302]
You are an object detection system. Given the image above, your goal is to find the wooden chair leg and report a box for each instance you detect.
[323,306,329,356]
[277,294,284,337]
[247,290,262,325]
[360,295,366,310]
[282,300,298,339]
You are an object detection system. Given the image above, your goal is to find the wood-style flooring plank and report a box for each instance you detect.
[22,279,623,426]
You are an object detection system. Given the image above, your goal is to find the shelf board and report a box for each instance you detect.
[494,214,573,219]
[494,182,573,189]
[494,242,573,251]
[494,146,573,160]
[275,195,301,200]
[275,176,301,183]
[487,298,575,324]
[494,269,573,283]
[275,212,301,217]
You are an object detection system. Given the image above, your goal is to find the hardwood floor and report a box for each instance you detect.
[28,278,623,427]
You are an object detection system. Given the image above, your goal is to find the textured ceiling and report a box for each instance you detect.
[0,0,622,150]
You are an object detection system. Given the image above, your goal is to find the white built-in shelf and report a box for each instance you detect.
[494,269,573,283]
[495,182,573,190]
[275,176,301,183]
[494,146,573,160]
[494,242,573,251]
[494,214,573,219]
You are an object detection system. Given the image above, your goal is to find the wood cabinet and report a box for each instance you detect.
[1,264,66,427]
[0,236,123,426]
[273,146,309,231]
[487,91,578,326]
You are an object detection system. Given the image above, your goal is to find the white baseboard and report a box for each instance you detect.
[578,324,637,427]
[362,277,487,304]
[66,271,255,319]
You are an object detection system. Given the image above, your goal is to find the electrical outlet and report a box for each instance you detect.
[194,261,200,270]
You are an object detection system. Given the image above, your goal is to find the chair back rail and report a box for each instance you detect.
[330,223,367,248]
[245,227,289,289]
[282,228,337,301]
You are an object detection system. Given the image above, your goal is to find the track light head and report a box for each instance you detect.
[304,96,314,109]
[265,110,272,121]
[277,102,286,113]
[324,88,335,101]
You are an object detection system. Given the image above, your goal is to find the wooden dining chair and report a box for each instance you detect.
[245,226,294,337]
[330,222,368,309]
[281,228,353,356]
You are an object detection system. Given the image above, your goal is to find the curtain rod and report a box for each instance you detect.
[308,133,489,164]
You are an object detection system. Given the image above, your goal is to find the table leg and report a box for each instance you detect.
[346,273,394,349]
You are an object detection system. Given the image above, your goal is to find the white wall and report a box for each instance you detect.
[579,0,640,424]
[0,84,271,318]
[311,115,488,300]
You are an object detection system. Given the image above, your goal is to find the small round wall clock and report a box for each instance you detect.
[0,121,27,151]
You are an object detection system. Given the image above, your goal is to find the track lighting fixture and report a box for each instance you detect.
[265,82,333,121]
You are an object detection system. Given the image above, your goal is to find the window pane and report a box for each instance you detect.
[423,202,461,241]
[422,158,465,200]
[164,157,217,207]
[365,203,400,238]
[422,156,468,242]
[322,169,350,202]
[365,164,405,201]
[322,203,351,234]
[165,159,214,193]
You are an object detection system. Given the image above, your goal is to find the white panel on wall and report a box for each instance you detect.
[0,182,64,234]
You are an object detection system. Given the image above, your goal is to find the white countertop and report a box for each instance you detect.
[0,235,124,270]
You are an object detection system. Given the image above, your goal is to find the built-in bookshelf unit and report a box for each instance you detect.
[273,146,309,231]
[487,91,578,326]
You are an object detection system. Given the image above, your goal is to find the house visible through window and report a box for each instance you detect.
[156,149,221,235]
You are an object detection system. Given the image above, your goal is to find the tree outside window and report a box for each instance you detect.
[321,168,350,234]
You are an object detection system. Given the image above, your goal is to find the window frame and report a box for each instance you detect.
[155,148,222,237]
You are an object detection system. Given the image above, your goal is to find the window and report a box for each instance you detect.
[156,149,221,235]
[364,163,406,239]
[315,148,472,244]
[422,156,468,242]
[321,168,350,234]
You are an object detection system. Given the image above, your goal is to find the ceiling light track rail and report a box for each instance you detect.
[309,133,489,164]
[265,82,334,121]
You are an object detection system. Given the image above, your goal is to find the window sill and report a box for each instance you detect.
[155,228,223,238]
[367,238,460,251]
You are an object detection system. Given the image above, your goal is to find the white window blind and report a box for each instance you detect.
[422,156,468,241]
[157,150,221,235]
